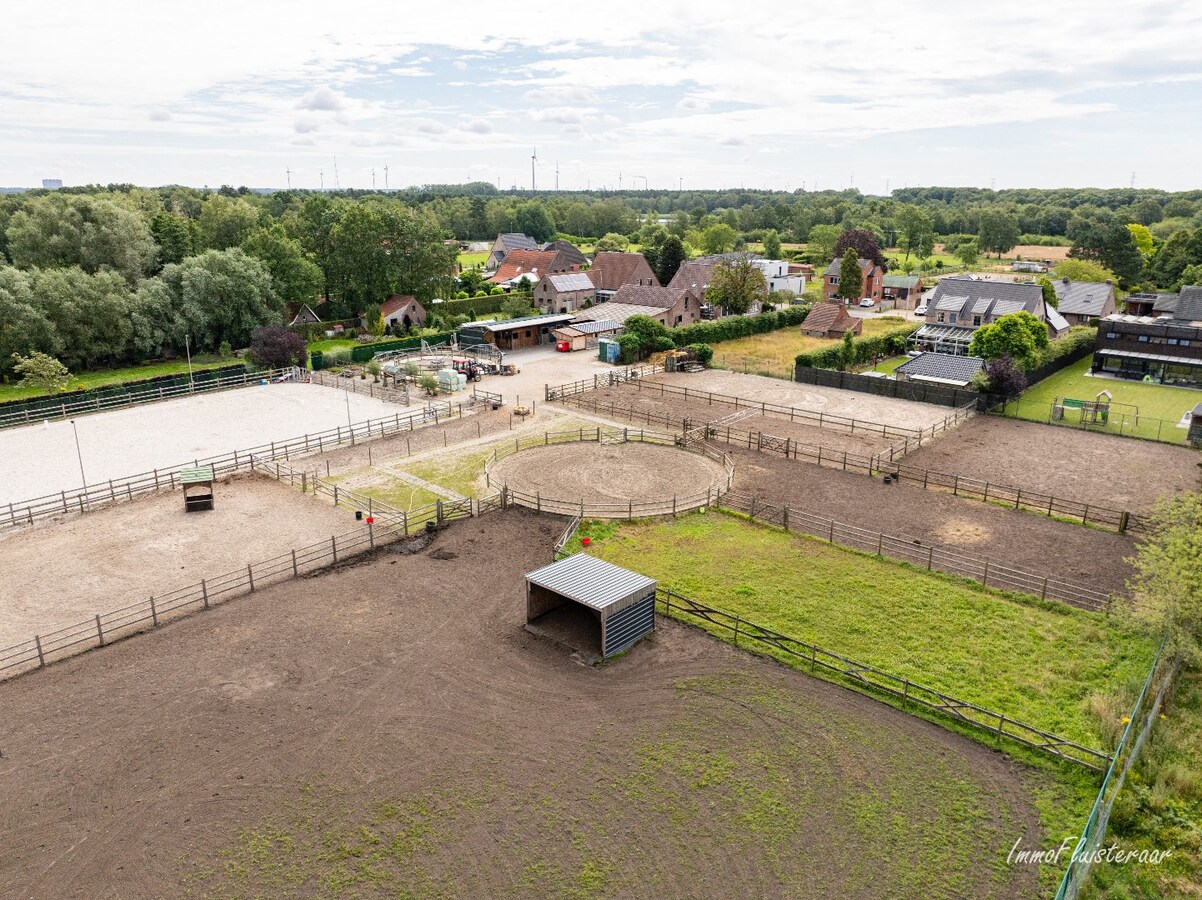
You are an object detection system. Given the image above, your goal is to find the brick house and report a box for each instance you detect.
[487,249,582,288]
[608,284,701,327]
[822,258,885,303]
[881,275,924,310]
[486,232,537,269]
[534,272,596,314]
[588,251,660,300]
[379,295,426,330]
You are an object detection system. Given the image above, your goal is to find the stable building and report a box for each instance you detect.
[457,313,577,350]
[525,553,657,660]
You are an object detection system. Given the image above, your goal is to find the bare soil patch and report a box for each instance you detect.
[646,369,955,430]
[0,475,354,647]
[903,416,1201,511]
[562,383,898,456]
[489,442,728,503]
[730,449,1136,595]
[0,510,1046,899]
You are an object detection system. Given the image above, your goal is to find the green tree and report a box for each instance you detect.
[514,202,555,242]
[837,329,855,371]
[0,267,61,371]
[1052,258,1117,283]
[196,195,260,250]
[954,240,980,267]
[834,228,888,269]
[1035,275,1058,309]
[155,249,283,351]
[1127,223,1155,259]
[805,224,841,264]
[656,236,686,285]
[707,257,768,315]
[1125,491,1202,668]
[28,267,134,368]
[150,211,195,269]
[700,223,737,254]
[7,194,156,284]
[762,229,782,259]
[241,225,323,305]
[895,205,934,265]
[977,210,1020,257]
[248,325,307,369]
[595,232,629,252]
[10,350,71,392]
[418,373,439,396]
[836,248,863,302]
[967,311,1049,370]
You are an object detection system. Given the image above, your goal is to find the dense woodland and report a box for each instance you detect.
[3,182,1202,376]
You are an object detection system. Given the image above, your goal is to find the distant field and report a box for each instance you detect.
[571,511,1155,749]
[1006,356,1202,442]
[457,251,489,268]
[711,315,910,377]
[0,358,236,404]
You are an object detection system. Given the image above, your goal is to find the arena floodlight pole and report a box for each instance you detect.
[185,333,194,393]
[70,419,87,489]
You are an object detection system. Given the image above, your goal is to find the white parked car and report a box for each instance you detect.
[914,304,928,316]
[858,298,875,308]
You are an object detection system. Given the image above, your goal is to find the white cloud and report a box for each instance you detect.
[297,86,345,111]
[294,118,321,134]
[465,119,494,134]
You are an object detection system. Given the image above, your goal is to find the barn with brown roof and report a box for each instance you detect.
[799,303,862,339]
[609,284,701,327]
[488,249,581,287]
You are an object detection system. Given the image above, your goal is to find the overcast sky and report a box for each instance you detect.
[4,1,1202,192]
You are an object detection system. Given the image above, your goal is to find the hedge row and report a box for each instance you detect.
[311,332,455,369]
[794,323,920,369]
[672,304,811,347]
[434,296,509,319]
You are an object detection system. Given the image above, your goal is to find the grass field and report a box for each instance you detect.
[1006,356,1202,443]
[0,357,237,404]
[711,315,911,377]
[570,512,1156,749]
[457,251,489,268]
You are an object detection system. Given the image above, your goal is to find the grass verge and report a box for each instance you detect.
[0,357,238,404]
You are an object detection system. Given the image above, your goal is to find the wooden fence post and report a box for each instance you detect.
[34,634,45,668]
[150,595,159,626]
[202,579,209,608]
[982,561,989,586]
[248,563,255,592]
[331,536,338,564]
[292,549,298,576]
[95,614,105,647]
[927,547,934,570]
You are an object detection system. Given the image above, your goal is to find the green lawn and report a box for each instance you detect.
[570,512,1155,750]
[457,251,489,269]
[859,354,909,375]
[711,316,910,377]
[307,338,360,354]
[1007,356,1202,443]
[0,357,239,404]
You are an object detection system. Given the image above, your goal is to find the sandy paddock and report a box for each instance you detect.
[0,511,1044,898]
[0,474,355,648]
[488,441,730,504]
[0,382,415,506]
[644,369,957,430]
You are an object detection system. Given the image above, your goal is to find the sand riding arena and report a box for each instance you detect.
[485,427,734,517]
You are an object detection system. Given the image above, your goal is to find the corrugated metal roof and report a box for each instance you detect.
[179,466,214,484]
[548,272,594,292]
[896,353,984,383]
[1045,305,1070,333]
[471,313,576,332]
[526,553,656,612]
[570,319,621,334]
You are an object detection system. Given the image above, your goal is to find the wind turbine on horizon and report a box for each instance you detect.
[531,147,538,195]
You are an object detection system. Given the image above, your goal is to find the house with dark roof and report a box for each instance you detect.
[488,249,581,288]
[486,233,538,269]
[534,272,596,314]
[540,239,587,268]
[895,353,984,387]
[667,259,718,299]
[881,275,925,310]
[288,303,322,326]
[1052,279,1117,326]
[609,284,701,327]
[380,295,426,330]
[1093,309,1202,387]
[910,280,1049,356]
[1123,291,1181,317]
[822,257,885,304]
[798,302,862,339]
[588,251,659,300]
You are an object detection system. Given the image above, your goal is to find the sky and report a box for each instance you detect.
[4,1,1202,192]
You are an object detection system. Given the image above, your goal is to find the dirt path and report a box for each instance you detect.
[0,510,1046,899]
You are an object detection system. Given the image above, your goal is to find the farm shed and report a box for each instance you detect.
[895,353,985,387]
[525,553,656,659]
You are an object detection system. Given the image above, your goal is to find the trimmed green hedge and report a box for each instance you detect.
[794,323,920,369]
[311,333,456,369]
[672,304,811,347]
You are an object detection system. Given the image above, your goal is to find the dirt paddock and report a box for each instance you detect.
[0,474,355,648]
[488,441,730,504]
[0,510,1046,899]
[730,448,1136,595]
[902,416,1201,511]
